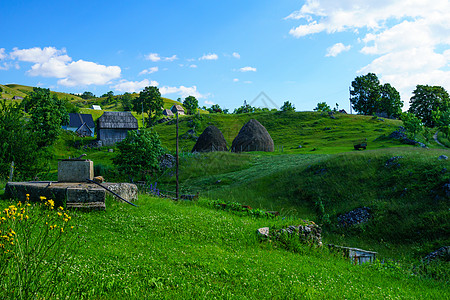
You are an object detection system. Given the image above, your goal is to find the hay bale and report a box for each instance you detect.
[191,125,228,152]
[231,119,274,152]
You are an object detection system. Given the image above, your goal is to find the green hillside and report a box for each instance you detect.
[4,84,83,101]
[153,111,433,154]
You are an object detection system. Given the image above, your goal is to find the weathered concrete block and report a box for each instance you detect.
[66,187,105,203]
[103,183,138,202]
[58,160,93,182]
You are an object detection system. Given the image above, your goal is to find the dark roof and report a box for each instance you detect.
[97,111,138,129]
[163,109,174,116]
[68,113,95,128]
[171,105,185,113]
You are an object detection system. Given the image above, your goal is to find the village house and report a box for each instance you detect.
[97,111,138,146]
[91,105,102,110]
[170,104,185,115]
[162,108,174,117]
[13,96,24,100]
[62,113,95,137]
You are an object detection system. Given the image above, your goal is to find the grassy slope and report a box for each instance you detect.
[1,195,443,299]
[152,111,435,154]
[4,84,83,101]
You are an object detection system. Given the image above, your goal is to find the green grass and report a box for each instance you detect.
[1,195,447,299]
[152,111,417,154]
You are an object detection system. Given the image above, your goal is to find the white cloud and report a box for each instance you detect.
[232,52,240,59]
[189,64,197,68]
[199,53,218,60]
[113,79,159,93]
[287,0,450,102]
[239,66,257,72]
[144,53,177,62]
[160,85,206,99]
[326,43,351,57]
[0,48,6,60]
[139,66,159,75]
[233,78,239,82]
[145,53,161,62]
[10,47,121,86]
[204,100,214,105]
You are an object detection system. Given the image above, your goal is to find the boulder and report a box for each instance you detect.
[231,119,274,152]
[191,125,228,152]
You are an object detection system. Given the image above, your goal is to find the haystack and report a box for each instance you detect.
[231,119,274,152]
[191,125,228,152]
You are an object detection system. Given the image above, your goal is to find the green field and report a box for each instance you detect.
[1,87,449,299]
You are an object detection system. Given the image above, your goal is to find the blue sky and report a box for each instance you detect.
[1,0,449,111]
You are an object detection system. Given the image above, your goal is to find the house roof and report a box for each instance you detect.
[163,109,174,116]
[92,105,102,110]
[171,105,185,112]
[68,113,95,129]
[97,111,138,129]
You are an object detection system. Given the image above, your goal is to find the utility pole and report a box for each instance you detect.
[349,86,352,115]
[176,112,179,201]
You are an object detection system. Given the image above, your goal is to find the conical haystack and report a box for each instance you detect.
[231,119,274,152]
[191,125,228,152]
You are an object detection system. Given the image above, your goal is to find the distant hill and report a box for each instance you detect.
[3,84,84,101]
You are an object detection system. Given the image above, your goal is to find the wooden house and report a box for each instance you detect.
[62,113,95,137]
[97,111,138,146]
[170,104,185,115]
[162,108,174,117]
[13,96,24,100]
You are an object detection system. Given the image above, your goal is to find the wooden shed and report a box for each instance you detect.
[97,111,138,146]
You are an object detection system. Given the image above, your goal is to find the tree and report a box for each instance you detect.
[350,73,402,117]
[313,102,331,112]
[280,101,295,112]
[0,100,44,179]
[183,96,199,115]
[234,101,256,114]
[80,91,95,99]
[401,112,423,139]
[132,86,163,127]
[432,108,450,138]
[120,92,133,111]
[24,88,67,147]
[379,83,402,118]
[409,85,450,127]
[207,104,222,113]
[112,130,165,181]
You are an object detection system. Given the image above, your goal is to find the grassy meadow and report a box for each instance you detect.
[1,90,449,298]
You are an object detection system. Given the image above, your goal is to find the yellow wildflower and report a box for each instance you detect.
[58,206,64,211]
[40,196,46,201]
[57,212,62,217]
[60,227,64,233]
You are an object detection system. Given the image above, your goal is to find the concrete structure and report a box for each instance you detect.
[58,159,94,182]
[328,244,377,265]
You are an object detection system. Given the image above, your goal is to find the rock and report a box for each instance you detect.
[263,223,322,246]
[423,246,450,263]
[338,207,371,227]
[438,155,448,160]
[385,156,403,168]
[257,227,270,238]
[159,153,175,169]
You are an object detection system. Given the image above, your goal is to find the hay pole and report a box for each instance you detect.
[86,179,138,207]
